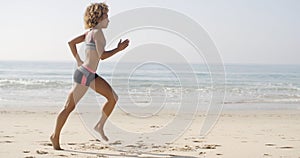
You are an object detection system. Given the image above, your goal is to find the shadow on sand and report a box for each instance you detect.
[62,149,198,158]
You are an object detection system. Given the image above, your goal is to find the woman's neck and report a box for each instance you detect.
[93,23,103,30]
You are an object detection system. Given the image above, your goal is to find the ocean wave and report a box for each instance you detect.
[0,78,71,89]
[224,98,300,104]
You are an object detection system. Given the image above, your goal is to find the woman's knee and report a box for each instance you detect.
[64,92,76,112]
[108,92,118,103]
[114,93,119,102]
[64,104,75,113]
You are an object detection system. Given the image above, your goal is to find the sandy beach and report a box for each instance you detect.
[1,0,300,157]
[0,106,299,158]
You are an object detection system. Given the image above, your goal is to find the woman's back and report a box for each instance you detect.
[83,29,105,71]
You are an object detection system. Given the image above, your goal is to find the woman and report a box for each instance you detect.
[50,3,129,150]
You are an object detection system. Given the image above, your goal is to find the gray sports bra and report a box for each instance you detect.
[85,30,96,51]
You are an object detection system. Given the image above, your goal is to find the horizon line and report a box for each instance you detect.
[1,59,300,66]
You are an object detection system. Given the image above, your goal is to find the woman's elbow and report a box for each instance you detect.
[68,41,74,46]
[68,41,77,49]
[100,56,106,60]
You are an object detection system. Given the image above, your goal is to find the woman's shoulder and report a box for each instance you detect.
[84,29,92,35]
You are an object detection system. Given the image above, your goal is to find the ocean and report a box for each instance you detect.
[0,60,299,110]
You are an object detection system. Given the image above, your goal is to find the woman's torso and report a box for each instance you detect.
[82,29,105,71]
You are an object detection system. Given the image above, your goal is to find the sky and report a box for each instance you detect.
[0,0,299,64]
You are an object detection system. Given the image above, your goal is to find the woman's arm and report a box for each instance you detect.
[68,33,86,66]
[100,39,129,60]
[100,48,119,60]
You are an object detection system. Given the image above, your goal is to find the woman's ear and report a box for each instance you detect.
[101,14,108,21]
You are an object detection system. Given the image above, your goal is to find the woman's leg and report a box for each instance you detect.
[50,83,88,150]
[89,76,118,141]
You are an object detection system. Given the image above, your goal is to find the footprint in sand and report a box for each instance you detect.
[0,140,13,143]
[41,143,52,146]
[152,145,161,149]
[89,139,101,142]
[265,143,276,147]
[98,146,109,149]
[36,150,48,155]
[199,151,206,155]
[278,146,294,149]
[192,140,204,143]
[125,144,137,148]
[2,135,14,138]
[109,140,122,145]
[201,144,221,149]
[57,154,68,157]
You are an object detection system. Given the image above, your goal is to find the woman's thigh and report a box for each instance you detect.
[89,76,118,101]
[69,83,89,105]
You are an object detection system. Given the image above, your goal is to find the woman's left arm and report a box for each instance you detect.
[68,33,86,66]
[100,39,129,60]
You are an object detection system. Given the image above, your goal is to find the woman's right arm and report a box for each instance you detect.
[68,33,86,66]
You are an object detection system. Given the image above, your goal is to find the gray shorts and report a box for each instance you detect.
[73,65,99,86]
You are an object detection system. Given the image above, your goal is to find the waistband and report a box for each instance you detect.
[82,65,95,73]
[78,65,96,75]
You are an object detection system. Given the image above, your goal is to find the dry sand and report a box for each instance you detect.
[0,106,300,158]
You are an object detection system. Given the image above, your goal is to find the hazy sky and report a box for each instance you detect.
[0,0,299,64]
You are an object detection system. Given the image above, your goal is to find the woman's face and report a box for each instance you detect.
[99,14,109,28]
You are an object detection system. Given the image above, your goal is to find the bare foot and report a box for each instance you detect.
[50,134,63,150]
[94,125,109,141]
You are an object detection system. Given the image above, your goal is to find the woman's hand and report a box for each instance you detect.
[117,39,129,51]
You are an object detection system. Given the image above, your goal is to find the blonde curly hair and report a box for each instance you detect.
[84,3,109,29]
